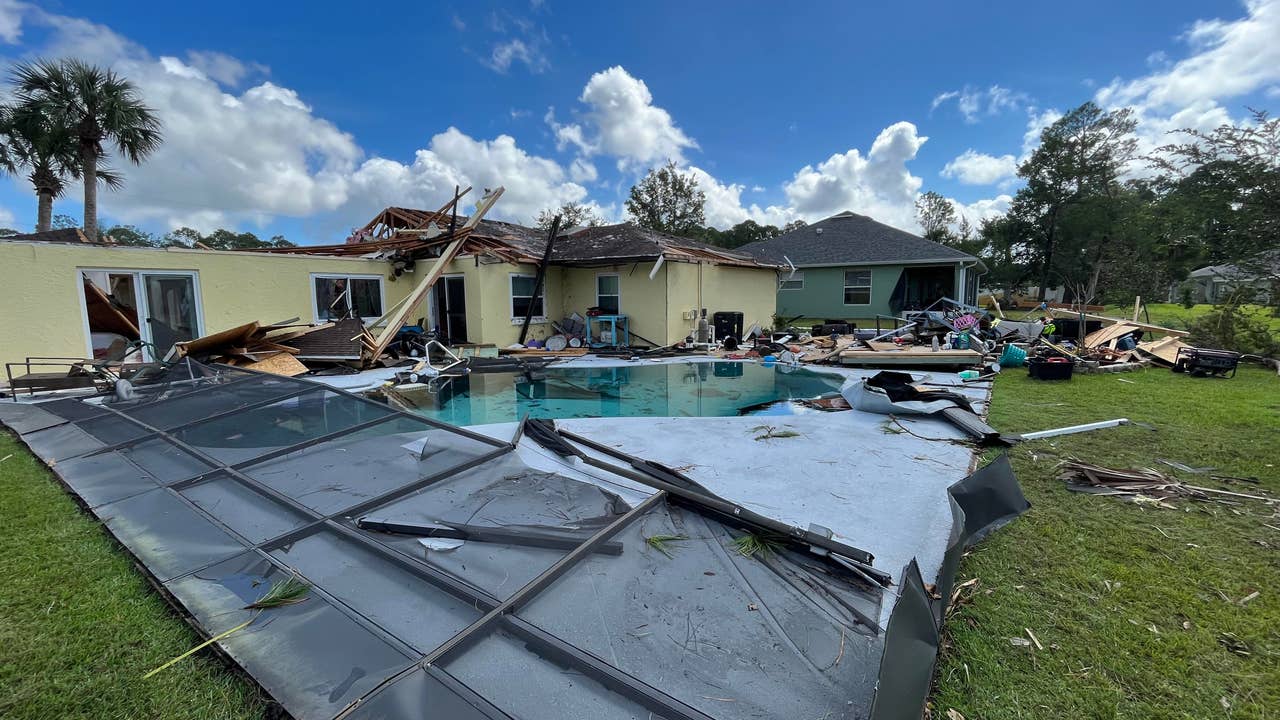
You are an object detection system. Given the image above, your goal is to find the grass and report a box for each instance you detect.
[0,432,267,720]
[932,364,1280,719]
[1100,302,1280,334]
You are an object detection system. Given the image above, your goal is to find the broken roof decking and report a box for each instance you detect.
[0,361,1025,720]
[248,206,778,270]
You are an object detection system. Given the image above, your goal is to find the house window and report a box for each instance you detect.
[511,274,544,320]
[843,269,872,305]
[313,274,383,321]
[779,271,804,290]
[596,273,620,314]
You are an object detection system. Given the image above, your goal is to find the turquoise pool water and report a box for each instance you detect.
[400,362,845,425]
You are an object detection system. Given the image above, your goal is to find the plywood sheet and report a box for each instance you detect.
[242,352,309,377]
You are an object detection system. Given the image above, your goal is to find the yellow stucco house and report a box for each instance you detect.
[0,215,779,374]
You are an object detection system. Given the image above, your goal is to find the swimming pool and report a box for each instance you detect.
[395,362,846,425]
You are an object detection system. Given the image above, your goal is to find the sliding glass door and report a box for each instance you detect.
[80,269,203,362]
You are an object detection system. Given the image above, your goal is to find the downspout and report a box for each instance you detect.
[959,259,983,306]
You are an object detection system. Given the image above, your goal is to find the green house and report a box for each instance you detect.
[737,211,986,326]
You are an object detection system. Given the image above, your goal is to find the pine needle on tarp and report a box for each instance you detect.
[143,577,310,679]
[645,534,688,558]
[732,531,785,558]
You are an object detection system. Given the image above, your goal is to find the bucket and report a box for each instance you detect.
[999,344,1027,367]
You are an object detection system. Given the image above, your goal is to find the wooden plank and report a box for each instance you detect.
[365,187,505,362]
[241,352,309,377]
[176,321,260,357]
[1082,323,1140,349]
[1050,309,1188,337]
[1137,336,1186,365]
[838,348,983,367]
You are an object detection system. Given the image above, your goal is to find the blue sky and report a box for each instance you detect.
[0,0,1276,243]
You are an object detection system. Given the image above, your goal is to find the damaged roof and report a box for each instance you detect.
[2,227,95,244]
[738,211,977,267]
[250,206,779,269]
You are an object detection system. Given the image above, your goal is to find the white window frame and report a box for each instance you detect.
[843,268,873,306]
[76,268,205,362]
[779,271,804,291]
[595,272,621,315]
[311,273,386,323]
[509,273,546,324]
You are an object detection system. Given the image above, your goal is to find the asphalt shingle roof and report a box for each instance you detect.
[737,211,976,267]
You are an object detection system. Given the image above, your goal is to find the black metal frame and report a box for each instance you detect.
[66,366,723,720]
[545,424,892,587]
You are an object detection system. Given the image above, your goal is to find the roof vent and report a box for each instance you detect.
[815,228,824,235]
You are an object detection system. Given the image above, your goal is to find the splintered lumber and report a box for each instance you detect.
[1083,323,1141,349]
[1050,309,1188,337]
[242,352,309,377]
[83,280,141,339]
[365,187,506,362]
[1137,336,1187,365]
[839,346,983,367]
[175,322,260,358]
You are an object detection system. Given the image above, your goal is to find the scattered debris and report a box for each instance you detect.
[1025,628,1044,650]
[751,425,801,441]
[732,532,784,558]
[1060,460,1275,507]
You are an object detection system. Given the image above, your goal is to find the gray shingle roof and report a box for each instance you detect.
[737,211,976,267]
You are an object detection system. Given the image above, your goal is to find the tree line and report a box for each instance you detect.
[917,102,1278,309]
[535,161,806,249]
[576,103,1276,315]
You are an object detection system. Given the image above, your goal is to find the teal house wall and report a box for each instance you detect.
[777,265,904,321]
[777,263,970,322]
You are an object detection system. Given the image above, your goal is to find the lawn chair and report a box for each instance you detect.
[4,340,150,399]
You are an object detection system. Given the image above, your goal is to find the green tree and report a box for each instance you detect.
[13,58,162,239]
[915,190,956,244]
[101,224,156,247]
[534,202,603,231]
[1006,101,1138,300]
[51,213,78,229]
[1,101,122,232]
[782,219,807,233]
[1149,109,1279,289]
[625,160,705,236]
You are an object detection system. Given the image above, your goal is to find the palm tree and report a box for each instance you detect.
[1,102,123,232]
[12,59,161,239]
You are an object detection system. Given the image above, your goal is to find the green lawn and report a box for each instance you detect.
[1,364,1276,719]
[1102,302,1280,334]
[933,365,1280,719]
[0,433,267,720]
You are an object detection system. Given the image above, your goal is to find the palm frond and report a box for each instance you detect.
[244,577,310,609]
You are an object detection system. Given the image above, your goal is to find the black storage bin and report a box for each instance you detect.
[1027,357,1074,380]
[712,311,744,341]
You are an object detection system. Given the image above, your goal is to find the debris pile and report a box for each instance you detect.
[1060,460,1274,507]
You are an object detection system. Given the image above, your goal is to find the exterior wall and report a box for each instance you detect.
[465,260,564,348]
[0,241,404,372]
[561,262,671,345]
[0,240,781,375]
[775,265,905,324]
[667,262,778,342]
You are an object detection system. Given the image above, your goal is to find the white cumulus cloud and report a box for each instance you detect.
[941,150,1019,185]
[554,66,698,171]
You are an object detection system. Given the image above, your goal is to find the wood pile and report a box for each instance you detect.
[173,319,336,376]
